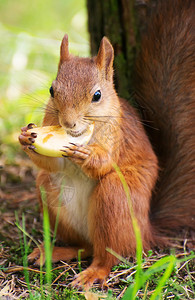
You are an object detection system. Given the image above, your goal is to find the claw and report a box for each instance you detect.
[28,145,36,150]
[71,266,108,290]
[27,123,36,129]
[69,142,80,147]
[28,138,35,143]
[21,123,36,132]
[61,149,68,153]
[31,132,37,138]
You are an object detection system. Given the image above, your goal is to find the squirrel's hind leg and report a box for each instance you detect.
[28,244,92,266]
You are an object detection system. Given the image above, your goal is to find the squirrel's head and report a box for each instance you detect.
[49,34,120,136]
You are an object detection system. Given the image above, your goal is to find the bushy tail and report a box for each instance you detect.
[135,0,195,236]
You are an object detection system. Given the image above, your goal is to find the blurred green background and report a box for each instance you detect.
[0,0,89,163]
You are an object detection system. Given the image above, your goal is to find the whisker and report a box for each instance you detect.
[21,95,46,106]
[80,119,90,126]
[84,113,158,130]
[21,92,60,117]
[85,101,158,130]
[37,107,58,116]
[84,117,112,124]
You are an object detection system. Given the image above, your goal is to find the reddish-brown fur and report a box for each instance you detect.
[18,0,195,288]
[135,0,195,234]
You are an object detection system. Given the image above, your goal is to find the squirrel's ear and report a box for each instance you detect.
[59,34,69,66]
[96,37,114,81]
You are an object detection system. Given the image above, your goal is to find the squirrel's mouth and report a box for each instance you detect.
[67,128,87,137]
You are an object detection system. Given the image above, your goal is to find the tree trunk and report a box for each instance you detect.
[87,0,154,100]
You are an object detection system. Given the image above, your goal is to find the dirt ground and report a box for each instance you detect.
[0,158,195,299]
[0,160,125,298]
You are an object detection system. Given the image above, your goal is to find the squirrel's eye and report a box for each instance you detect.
[49,86,54,98]
[92,90,101,102]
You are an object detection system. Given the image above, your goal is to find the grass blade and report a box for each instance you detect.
[149,256,176,300]
[112,163,143,299]
[40,186,52,290]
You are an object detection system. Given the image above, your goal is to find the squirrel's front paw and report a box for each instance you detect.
[61,143,91,164]
[18,123,37,152]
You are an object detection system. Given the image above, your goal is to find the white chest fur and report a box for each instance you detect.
[51,158,97,241]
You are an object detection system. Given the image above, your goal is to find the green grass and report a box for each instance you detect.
[1,168,195,298]
[9,165,194,299]
[111,164,195,299]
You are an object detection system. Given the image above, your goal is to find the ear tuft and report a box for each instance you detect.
[59,34,69,66]
[96,37,114,81]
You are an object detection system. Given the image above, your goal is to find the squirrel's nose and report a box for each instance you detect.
[62,120,76,129]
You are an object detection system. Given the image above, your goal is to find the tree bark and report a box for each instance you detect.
[87,0,154,100]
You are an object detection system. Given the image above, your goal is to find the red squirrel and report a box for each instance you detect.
[18,0,195,288]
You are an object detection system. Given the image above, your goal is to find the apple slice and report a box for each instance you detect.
[27,124,94,157]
